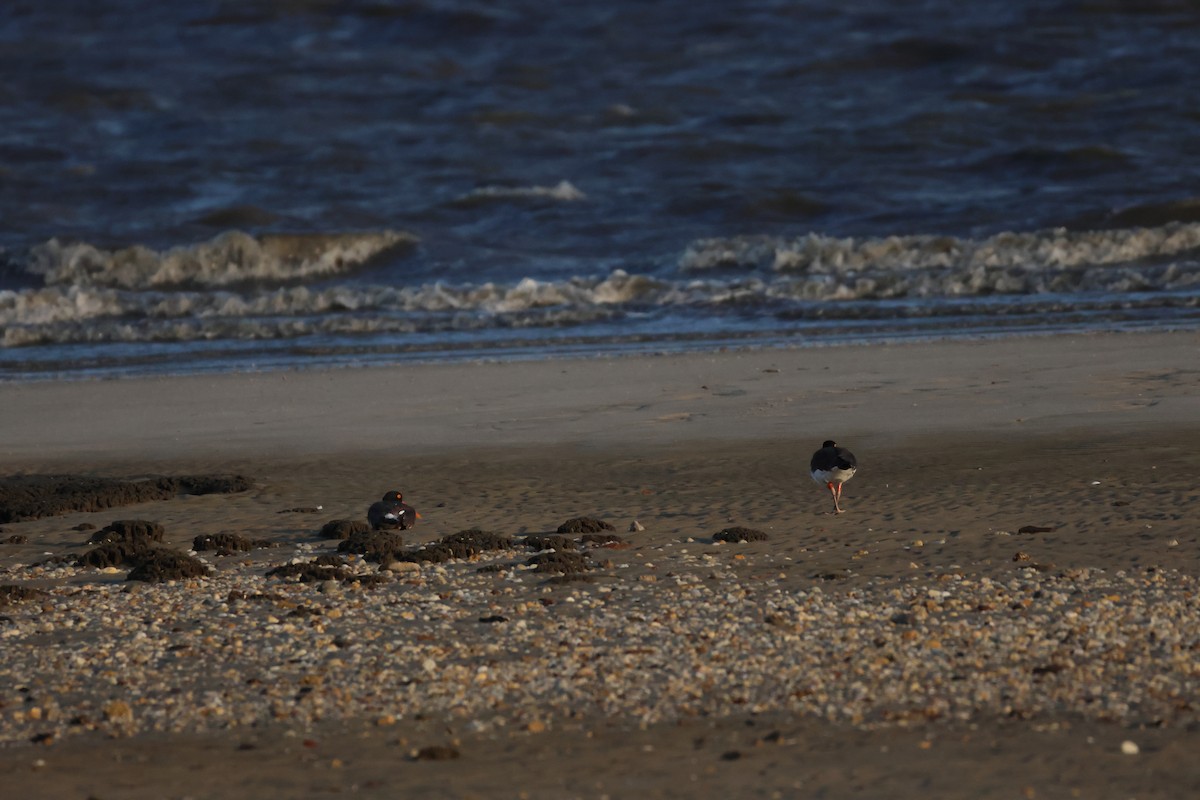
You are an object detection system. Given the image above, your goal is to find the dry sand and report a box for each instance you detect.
[1,331,1199,798]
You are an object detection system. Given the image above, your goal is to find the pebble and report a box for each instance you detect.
[1,542,1198,746]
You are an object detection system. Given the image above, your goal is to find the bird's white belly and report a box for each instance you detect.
[812,467,855,485]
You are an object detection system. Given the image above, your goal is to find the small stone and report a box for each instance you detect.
[526,720,546,733]
[1121,740,1139,755]
[103,700,133,725]
[630,520,645,532]
[413,745,460,761]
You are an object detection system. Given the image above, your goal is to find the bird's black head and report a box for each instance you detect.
[382,490,403,502]
[821,440,836,448]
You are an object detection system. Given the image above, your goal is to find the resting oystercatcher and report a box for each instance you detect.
[367,490,420,530]
[810,440,857,514]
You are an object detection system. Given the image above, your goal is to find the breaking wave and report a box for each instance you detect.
[452,180,587,206]
[2,223,1199,351]
[22,230,417,290]
[680,223,1200,276]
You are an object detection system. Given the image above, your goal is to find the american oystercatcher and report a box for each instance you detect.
[367,490,420,530]
[810,440,857,514]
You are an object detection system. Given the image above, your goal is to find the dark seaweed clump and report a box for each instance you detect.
[393,542,477,564]
[0,585,48,604]
[337,530,406,563]
[524,534,577,551]
[87,520,164,546]
[440,529,514,551]
[713,527,770,543]
[320,519,370,540]
[78,520,166,567]
[556,517,614,534]
[581,533,627,546]
[78,542,145,568]
[0,474,252,523]
[265,562,388,586]
[192,533,275,553]
[127,550,210,583]
[527,550,592,574]
[266,563,348,582]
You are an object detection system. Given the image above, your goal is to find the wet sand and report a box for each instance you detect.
[1,331,1199,798]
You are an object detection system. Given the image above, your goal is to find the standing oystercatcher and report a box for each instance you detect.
[367,490,420,530]
[810,440,857,514]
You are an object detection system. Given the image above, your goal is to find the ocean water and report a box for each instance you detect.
[2,0,1199,380]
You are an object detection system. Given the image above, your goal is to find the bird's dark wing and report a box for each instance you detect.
[810,447,835,471]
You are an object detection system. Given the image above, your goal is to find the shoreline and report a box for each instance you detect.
[2,329,1197,469]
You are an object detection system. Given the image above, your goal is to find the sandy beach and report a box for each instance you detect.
[2,331,1200,799]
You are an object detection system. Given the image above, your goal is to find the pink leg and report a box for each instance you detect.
[826,482,842,514]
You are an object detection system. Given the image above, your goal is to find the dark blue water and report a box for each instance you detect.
[2,0,1199,379]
